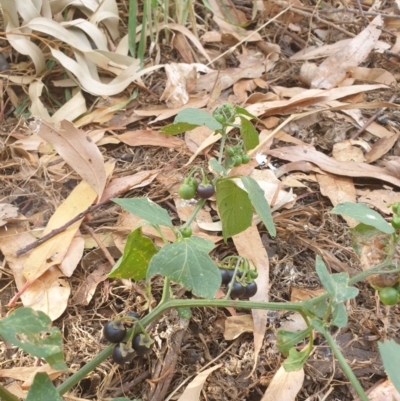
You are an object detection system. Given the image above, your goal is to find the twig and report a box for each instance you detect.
[350,94,397,139]
[15,200,109,257]
[82,223,115,266]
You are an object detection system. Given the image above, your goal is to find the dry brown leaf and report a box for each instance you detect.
[176,364,223,401]
[207,0,262,42]
[317,174,357,226]
[224,314,254,340]
[0,203,19,226]
[311,15,384,89]
[233,79,258,103]
[160,63,198,108]
[0,226,71,320]
[365,134,400,163]
[100,170,159,203]
[332,140,365,162]
[37,120,106,197]
[267,146,400,188]
[135,97,210,122]
[261,366,304,401]
[195,60,270,93]
[291,287,326,302]
[4,383,26,399]
[118,130,186,149]
[185,126,215,154]
[232,223,269,374]
[0,364,63,388]
[368,379,400,401]
[22,179,102,282]
[350,67,396,85]
[357,188,400,215]
[247,84,387,118]
[172,32,194,64]
[59,235,85,277]
[72,262,109,306]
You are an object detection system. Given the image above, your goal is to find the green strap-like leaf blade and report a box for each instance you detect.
[108,227,158,280]
[378,340,400,393]
[331,202,394,234]
[113,198,172,227]
[239,116,259,150]
[174,108,222,130]
[216,178,253,241]
[0,308,67,370]
[240,176,276,237]
[146,237,220,298]
[26,373,64,401]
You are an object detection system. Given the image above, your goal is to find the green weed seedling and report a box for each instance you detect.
[2,105,400,401]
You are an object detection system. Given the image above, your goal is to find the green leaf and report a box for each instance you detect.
[146,237,221,298]
[331,273,359,303]
[177,307,192,320]
[277,327,311,356]
[174,108,222,130]
[215,178,253,241]
[315,256,335,296]
[240,177,276,237]
[282,348,310,371]
[331,202,394,234]
[113,198,172,227]
[332,303,348,327]
[209,157,227,176]
[108,227,158,280]
[315,256,358,303]
[310,318,326,333]
[160,122,200,135]
[234,106,260,121]
[26,373,63,401]
[239,117,259,150]
[0,308,67,370]
[378,340,400,393]
[303,297,328,319]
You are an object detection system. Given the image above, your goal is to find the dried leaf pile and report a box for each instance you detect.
[0,0,400,400]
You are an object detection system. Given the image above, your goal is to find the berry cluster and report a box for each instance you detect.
[178,177,215,200]
[219,268,258,299]
[103,312,154,364]
[225,146,251,167]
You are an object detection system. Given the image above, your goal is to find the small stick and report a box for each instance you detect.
[15,200,109,257]
[350,94,397,139]
[82,223,115,267]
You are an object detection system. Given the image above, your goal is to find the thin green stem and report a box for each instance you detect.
[57,344,113,395]
[56,258,395,397]
[0,384,20,401]
[57,297,303,395]
[181,199,206,228]
[218,131,227,165]
[323,329,369,401]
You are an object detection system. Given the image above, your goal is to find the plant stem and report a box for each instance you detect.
[57,297,303,396]
[182,199,206,228]
[323,329,369,401]
[57,259,395,397]
[0,384,20,401]
[218,131,227,165]
[57,345,113,396]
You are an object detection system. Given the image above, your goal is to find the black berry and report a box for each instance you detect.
[132,333,154,355]
[103,321,126,343]
[112,343,134,364]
